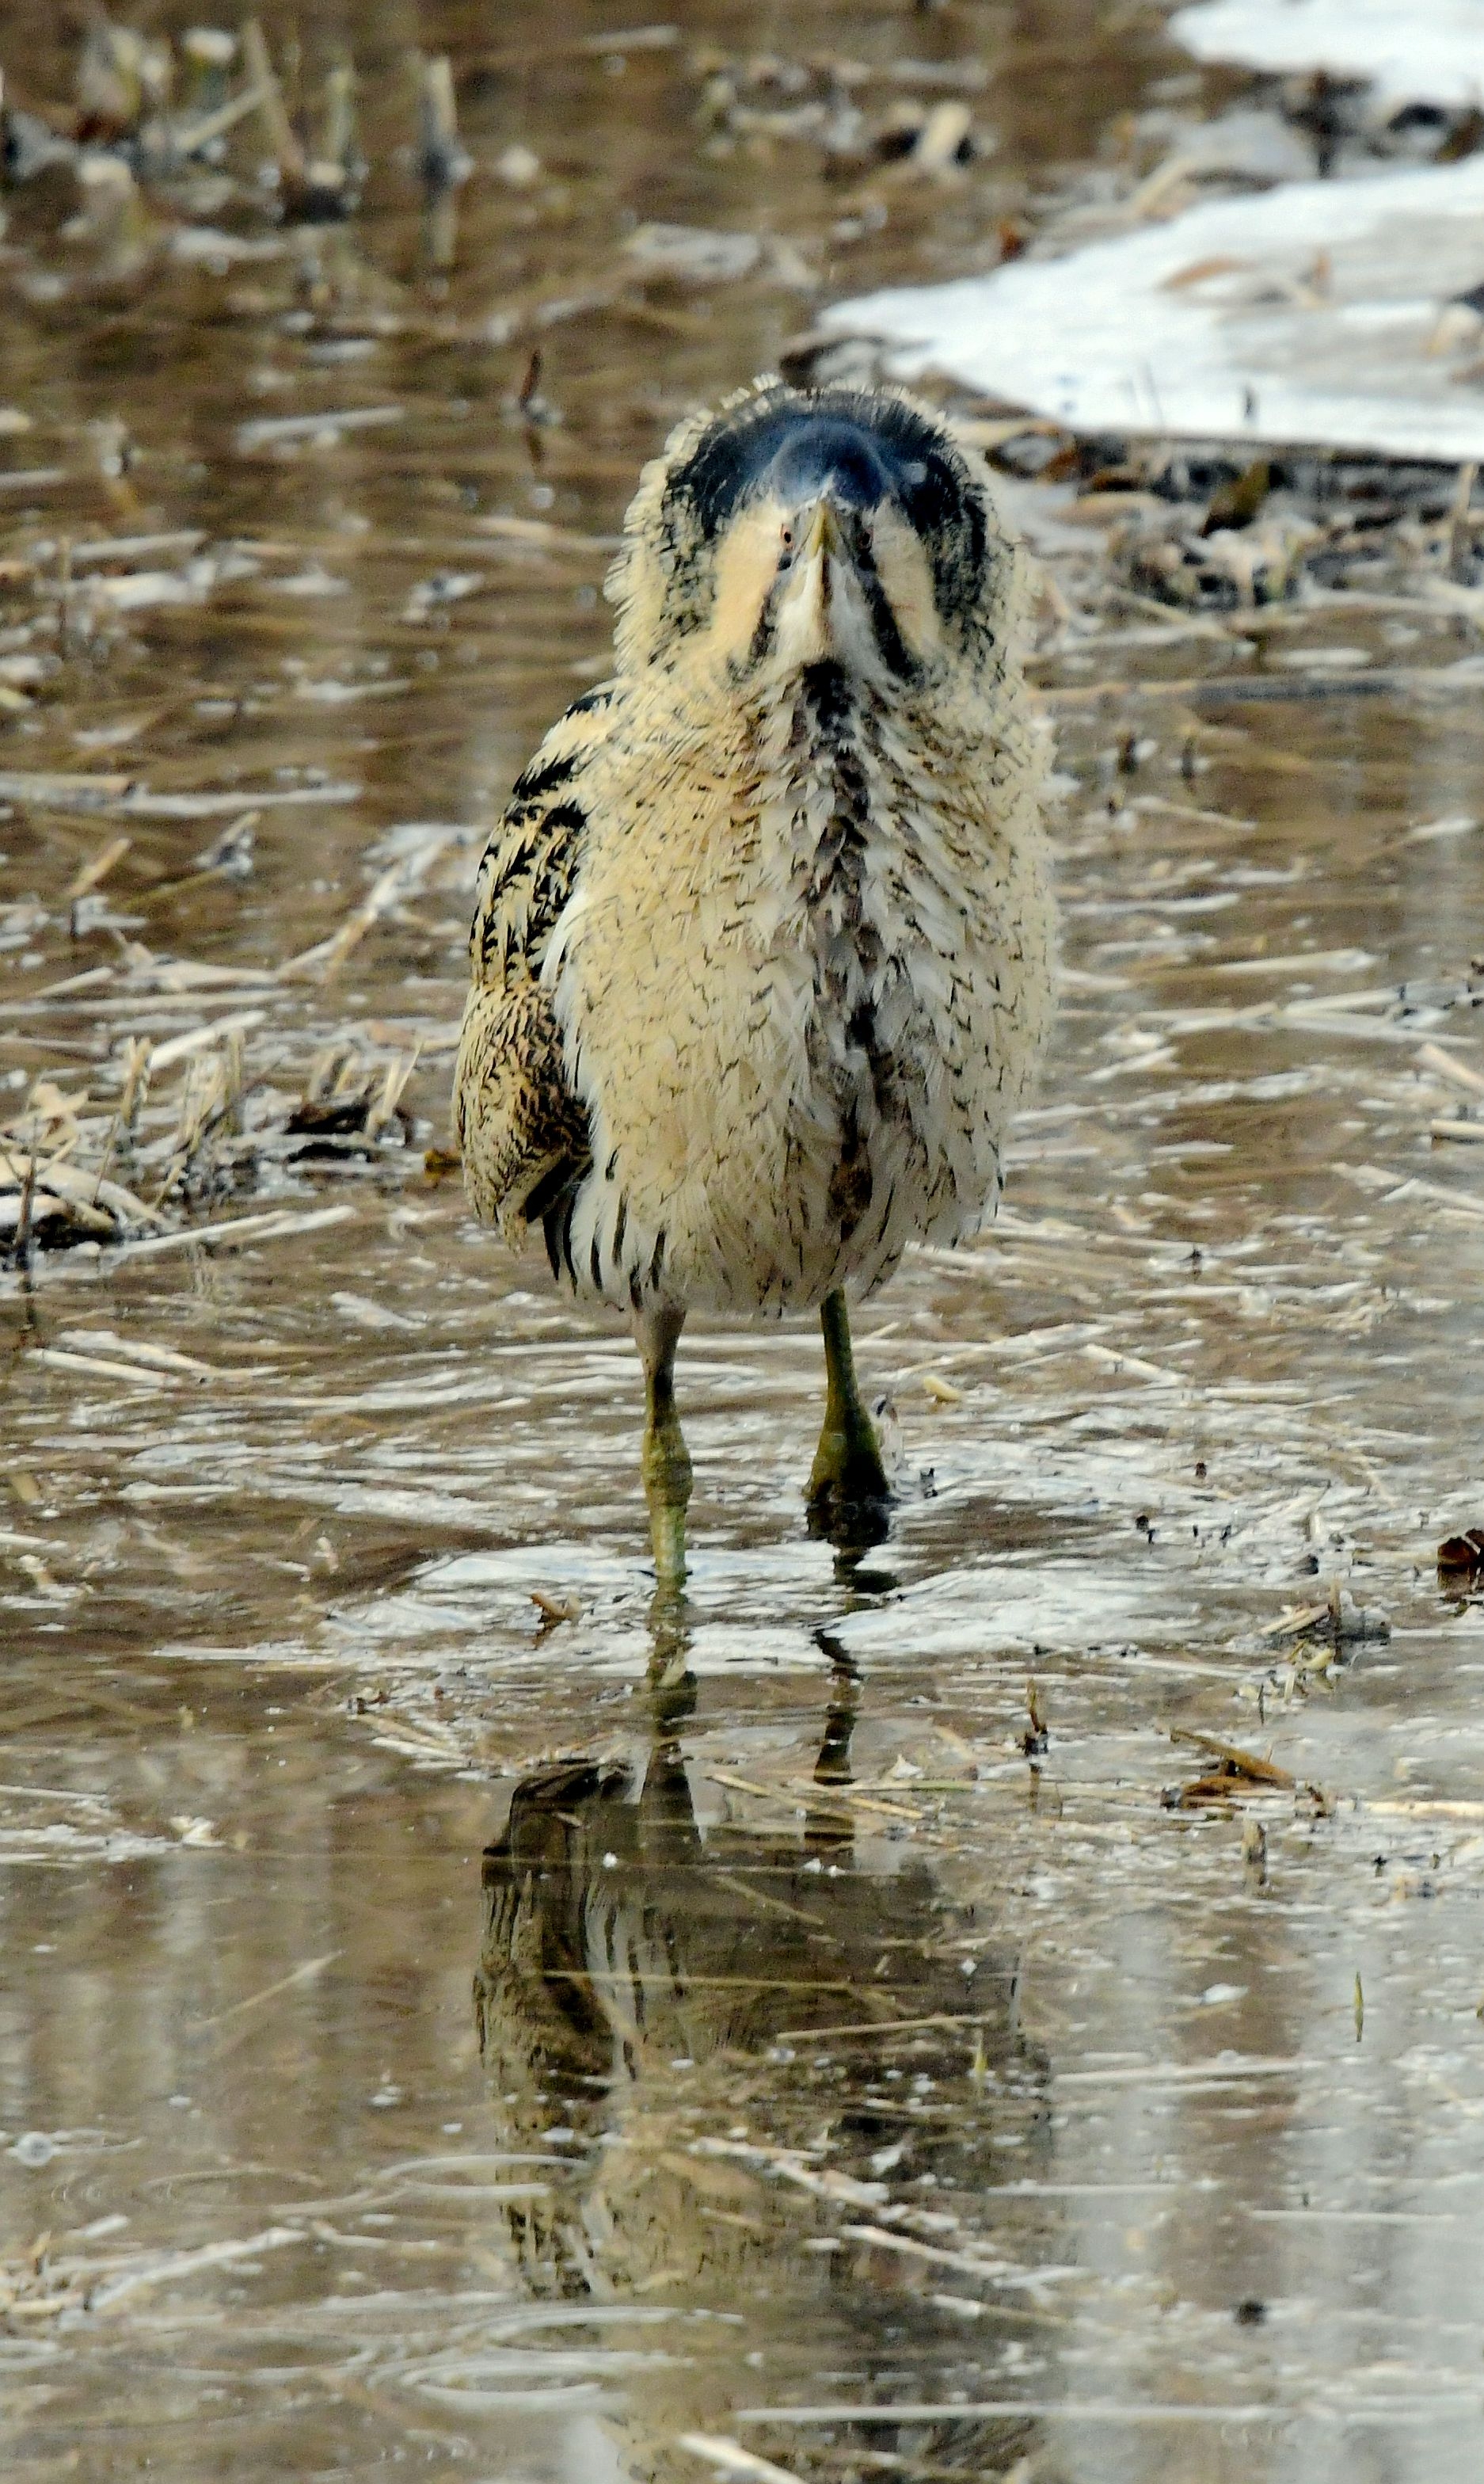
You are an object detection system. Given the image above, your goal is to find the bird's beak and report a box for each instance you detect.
[801,497,848,563]
[771,490,862,672]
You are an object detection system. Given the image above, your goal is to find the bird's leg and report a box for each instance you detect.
[635,1302,691,1587]
[807,1288,889,1514]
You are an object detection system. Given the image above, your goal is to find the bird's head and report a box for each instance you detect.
[608,379,1015,699]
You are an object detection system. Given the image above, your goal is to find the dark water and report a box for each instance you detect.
[4,4,1484,2478]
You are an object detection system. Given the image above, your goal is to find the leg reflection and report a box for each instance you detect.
[645,1577,697,1739]
[804,1642,861,1858]
[472,1600,1056,2482]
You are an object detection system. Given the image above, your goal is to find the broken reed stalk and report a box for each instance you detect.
[222,1029,245,1136]
[63,833,131,909]
[241,18,306,187]
[321,59,357,177]
[417,52,470,269]
[11,1143,38,1268]
[173,77,272,160]
[279,856,422,982]
[1448,459,1478,581]
[117,1037,151,1137]
[679,2436,803,2484]
[88,1110,122,1208]
[364,1042,420,1141]
[155,1049,231,1203]
[417,54,470,195]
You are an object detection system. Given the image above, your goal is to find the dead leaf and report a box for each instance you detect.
[1202,459,1272,537]
[1160,253,1254,291]
[1439,1527,1484,1578]
[1162,1726,1330,1815]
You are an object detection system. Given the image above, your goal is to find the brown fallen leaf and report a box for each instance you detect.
[1438,1527,1484,1578]
[1172,1767,1263,1807]
[1203,459,1272,537]
[531,1590,580,1635]
[1162,1727,1330,1815]
[1170,1726,1295,1789]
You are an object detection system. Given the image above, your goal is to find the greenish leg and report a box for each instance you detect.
[636,1304,692,1587]
[807,1288,889,1513]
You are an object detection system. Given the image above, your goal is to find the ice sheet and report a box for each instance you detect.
[1170,0,1484,111]
[828,155,1484,460]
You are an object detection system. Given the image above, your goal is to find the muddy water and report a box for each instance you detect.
[5,4,1484,2479]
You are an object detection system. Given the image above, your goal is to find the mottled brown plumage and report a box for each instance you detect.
[456,687,613,1246]
[455,375,1056,1572]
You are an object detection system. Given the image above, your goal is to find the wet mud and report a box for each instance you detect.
[4,6,1484,2480]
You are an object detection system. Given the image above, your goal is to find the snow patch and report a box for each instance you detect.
[827,155,1484,461]
[1170,0,1484,112]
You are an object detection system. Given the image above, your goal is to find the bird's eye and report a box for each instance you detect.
[780,525,794,549]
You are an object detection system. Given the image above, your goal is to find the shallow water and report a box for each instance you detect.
[5,5,1484,2479]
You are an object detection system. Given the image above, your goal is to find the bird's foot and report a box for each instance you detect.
[809,1289,892,1549]
[805,1413,892,1549]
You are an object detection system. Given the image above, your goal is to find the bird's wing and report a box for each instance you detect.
[455,684,619,1245]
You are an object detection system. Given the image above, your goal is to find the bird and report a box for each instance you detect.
[455,375,1055,1582]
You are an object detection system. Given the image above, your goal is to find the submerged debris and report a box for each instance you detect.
[0,10,443,257]
[286,1045,420,1159]
[1262,1580,1392,1652]
[0,900,446,1257]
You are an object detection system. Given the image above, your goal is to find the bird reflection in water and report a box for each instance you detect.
[474,1594,1060,2482]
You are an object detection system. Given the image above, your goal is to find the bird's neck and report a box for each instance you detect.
[739,660,924,890]
[752,657,889,772]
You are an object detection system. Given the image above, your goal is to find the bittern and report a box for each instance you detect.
[455,378,1054,1580]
